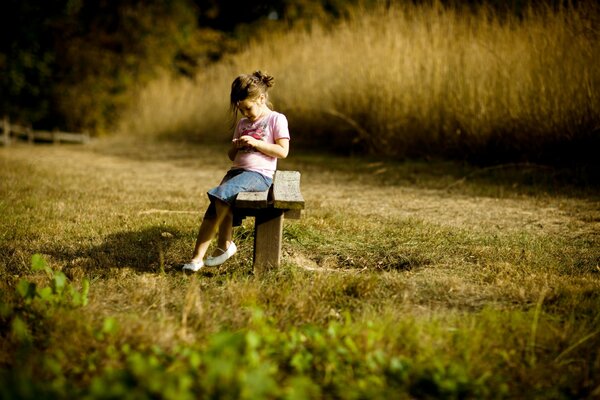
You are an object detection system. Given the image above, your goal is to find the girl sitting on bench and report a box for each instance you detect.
[183,71,290,271]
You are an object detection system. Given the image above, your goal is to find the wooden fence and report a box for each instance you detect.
[0,116,90,146]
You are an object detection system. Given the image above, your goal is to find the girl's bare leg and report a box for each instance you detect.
[190,199,231,261]
[215,201,234,255]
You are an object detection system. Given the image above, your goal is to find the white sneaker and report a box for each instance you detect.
[182,259,204,272]
[204,242,237,267]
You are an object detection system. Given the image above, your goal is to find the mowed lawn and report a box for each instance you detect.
[1,138,599,398]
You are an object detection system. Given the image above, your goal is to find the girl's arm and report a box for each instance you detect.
[235,137,289,159]
[228,141,238,161]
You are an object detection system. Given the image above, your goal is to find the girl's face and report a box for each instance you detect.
[237,95,266,122]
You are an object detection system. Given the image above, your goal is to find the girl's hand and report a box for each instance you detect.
[236,135,259,149]
[231,138,245,150]
[231,136,289,159]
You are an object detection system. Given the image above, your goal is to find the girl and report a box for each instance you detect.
[183,71,290,271]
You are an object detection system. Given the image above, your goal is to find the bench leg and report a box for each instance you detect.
[253,209,284,275]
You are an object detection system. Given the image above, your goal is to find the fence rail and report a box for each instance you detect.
[1,116,90,146]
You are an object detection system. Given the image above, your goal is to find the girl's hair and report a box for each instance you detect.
[230,71,275,118]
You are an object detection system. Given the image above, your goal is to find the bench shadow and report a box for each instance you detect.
[44,226,188,275]
[42,225,256,278]
[92,226,176,272]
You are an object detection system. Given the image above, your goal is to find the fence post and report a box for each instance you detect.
[2,115,9,146]
[27,127,34,144]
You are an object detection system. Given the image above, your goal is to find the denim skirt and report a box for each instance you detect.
[204,169,272,219]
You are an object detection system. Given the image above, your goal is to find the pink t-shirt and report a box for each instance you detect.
[232,111,290,179]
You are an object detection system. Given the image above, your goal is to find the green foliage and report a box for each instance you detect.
[1,254,89,362]
[2,307,496,399]
[16,254,89,308]
[0,0,211,132]
[2,257,500,400]
[0,254,91,399]
[52,0,207,132]
[0,1,60,125]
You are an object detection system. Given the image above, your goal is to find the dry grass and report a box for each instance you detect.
[118,2,600,162]
[1,138,599,397]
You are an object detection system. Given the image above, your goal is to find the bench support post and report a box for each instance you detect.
[253,208,284,275]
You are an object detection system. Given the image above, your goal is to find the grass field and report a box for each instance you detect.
[1,138,599,398]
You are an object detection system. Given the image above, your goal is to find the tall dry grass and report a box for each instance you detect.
[119,2,599,163]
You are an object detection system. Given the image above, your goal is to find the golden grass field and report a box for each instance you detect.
[1,138,599,398]
[119,2,599,163]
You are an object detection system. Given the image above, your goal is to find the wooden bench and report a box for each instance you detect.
[233,170,304,274]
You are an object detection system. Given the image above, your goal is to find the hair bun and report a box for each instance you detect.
[253,70,275,88]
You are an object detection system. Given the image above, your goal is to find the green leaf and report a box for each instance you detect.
[11,316,32,343]
[38,286,53,301]
[242,364,278,399]
[285,376,321,400]
[290,352,313,373]
[81,279,90,306]
[0,302,13,319]
[31,253,47,271]
[246,330,261,349]
[102,317,118,336]
[16,279,36,300]
[52,271,67,295]
[70,288,82,307]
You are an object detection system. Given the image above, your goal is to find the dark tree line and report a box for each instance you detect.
[0,0,365,132]
[0,0,564,133]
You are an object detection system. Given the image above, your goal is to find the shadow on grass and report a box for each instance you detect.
[90,226,177,272]
[38,224,258,279]
[38,226,189,275]
[0,227,254,281]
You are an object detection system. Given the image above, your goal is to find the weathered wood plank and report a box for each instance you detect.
[52,131,90,143]
[33,130,89,143]
[284,209,302,219]
[2,116,9,146]
[33,131,55,141]
[9,124,29,136]
[272,170,305,210]
[235,189,269,208]
[253,209,284,274]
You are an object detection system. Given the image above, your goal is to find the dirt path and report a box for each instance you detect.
[2,142,598,242]
[308,182,598,238]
